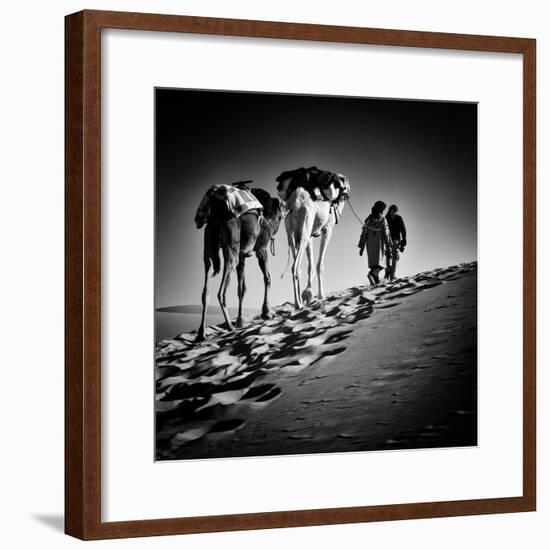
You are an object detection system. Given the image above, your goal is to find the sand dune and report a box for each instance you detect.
[156,262,477,460]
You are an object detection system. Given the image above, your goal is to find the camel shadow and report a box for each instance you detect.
[32,513,64,532]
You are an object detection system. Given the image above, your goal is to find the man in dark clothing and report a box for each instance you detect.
[385,205,407,280]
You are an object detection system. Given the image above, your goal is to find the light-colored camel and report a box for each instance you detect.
[276,170,349,309]
[194,187,284,341]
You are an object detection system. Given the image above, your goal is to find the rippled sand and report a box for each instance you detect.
[156,262,477,460]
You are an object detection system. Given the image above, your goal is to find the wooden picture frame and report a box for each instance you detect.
[65,9,536,540]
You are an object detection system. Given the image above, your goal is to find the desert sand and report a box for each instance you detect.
[156,262,477,460]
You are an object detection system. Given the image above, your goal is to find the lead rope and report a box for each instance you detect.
[270,237,276,256]
[346,195,365,226]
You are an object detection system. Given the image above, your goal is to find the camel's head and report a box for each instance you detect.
[194,191,211,229]
[332,174,350,215]
[250,188,285,232]
[334,174,350,201]
[269,196,286,235]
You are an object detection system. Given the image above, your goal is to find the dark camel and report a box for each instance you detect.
[194,187,284,341]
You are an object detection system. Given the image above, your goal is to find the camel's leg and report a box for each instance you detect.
[290,236,304,309]
[256,248,273,319]
[317,225,333,300]
[196,259,213,341]
[302,240,315,305]
[292,233,311,309]
[218,247,238,331]
[196,233,215,342]
[285,214,296,262]
[286,207,313,309]
[235,255,247,328]
[284,217,299,307]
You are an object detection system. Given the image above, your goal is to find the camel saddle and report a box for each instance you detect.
[276,166,349,203]
[196,184,263,223]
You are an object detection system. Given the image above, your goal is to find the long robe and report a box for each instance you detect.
[358,214,392,268]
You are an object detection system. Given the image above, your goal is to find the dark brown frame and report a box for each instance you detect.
[65,9,536,540]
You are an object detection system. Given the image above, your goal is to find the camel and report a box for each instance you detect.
[276,167,350,309]
[194,186,284,341]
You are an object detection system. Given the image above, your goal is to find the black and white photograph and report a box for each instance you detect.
[154,88,478,461]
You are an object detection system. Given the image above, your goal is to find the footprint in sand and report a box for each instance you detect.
[195,389,247,411]
[254,387,282,403]
[156,399,185,413]
[210,419,245,433]
[171,422,216,448]
[156,365,183,381]
[241,384,282,404]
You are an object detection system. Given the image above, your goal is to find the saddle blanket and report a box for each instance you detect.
[206,184,263,218]
[195,184,264,228]
[222,185,263,217]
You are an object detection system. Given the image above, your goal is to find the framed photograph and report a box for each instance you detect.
[65,10,536,540]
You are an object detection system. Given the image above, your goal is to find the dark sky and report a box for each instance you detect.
[156,88,477,309]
